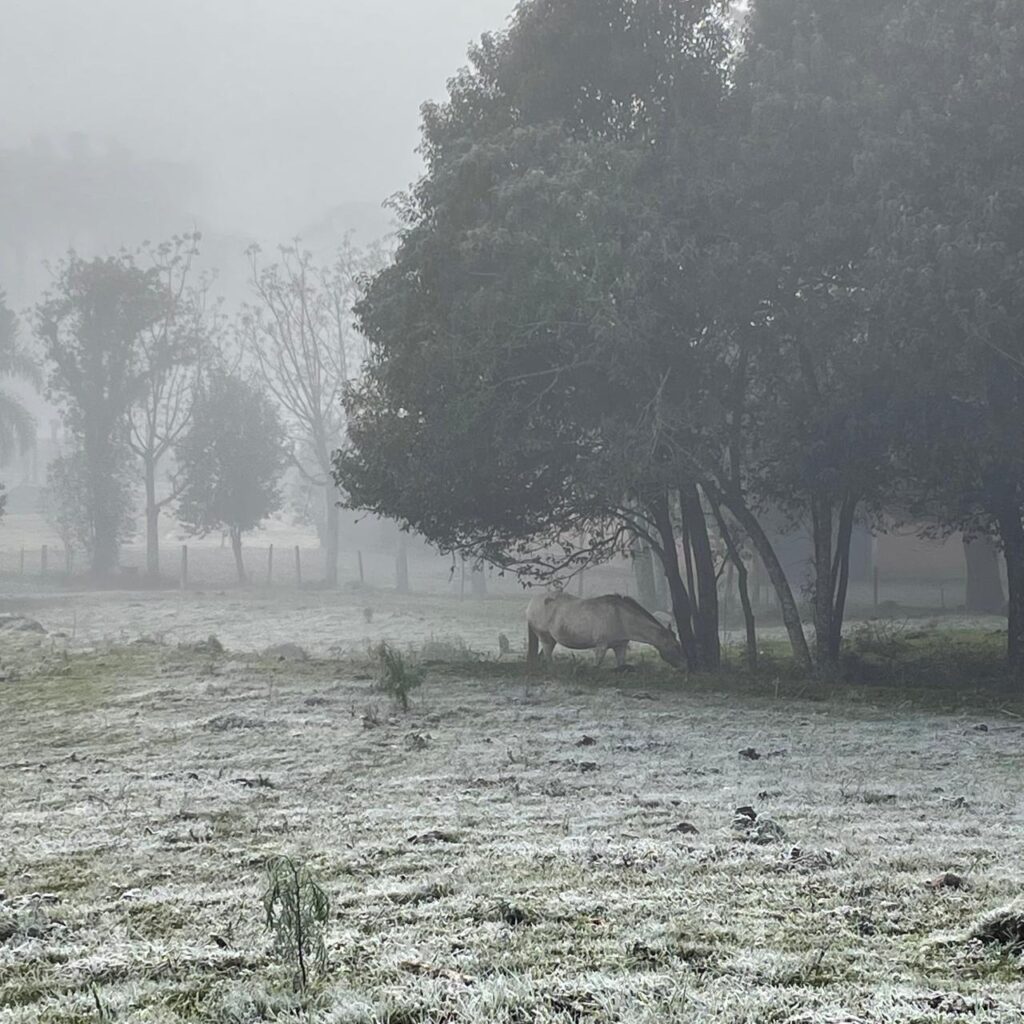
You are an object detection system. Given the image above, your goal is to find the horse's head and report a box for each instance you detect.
[655,624,686,669]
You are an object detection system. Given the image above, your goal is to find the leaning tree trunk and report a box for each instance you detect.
[230,526,247,584]
[964,535,1005,614]
[712,502,758,671]
[709,484,813,673]
[996,507,1024,679]
[681,483,721,670]
[649,492,698,672]
[324,490,340,588]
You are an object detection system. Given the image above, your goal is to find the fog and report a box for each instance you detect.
[2,0,513,244]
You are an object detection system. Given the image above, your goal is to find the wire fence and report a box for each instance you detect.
[0,542,974,614]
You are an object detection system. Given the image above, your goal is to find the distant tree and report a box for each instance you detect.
[240,241,372,586]
[36,254,164,573]
[42,446,134,571]
[175,371,287,583]
[0,290,39,467]
[126,233,213,581]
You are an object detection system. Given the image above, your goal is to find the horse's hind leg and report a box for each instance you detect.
[541,635,556,662]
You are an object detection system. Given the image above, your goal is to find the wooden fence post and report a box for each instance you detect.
[357,551,365,584]
[294,545,302,586]
[267,544,274,584]
[180,544,188,591]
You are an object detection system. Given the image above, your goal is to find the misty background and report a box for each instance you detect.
[0,0,513,306]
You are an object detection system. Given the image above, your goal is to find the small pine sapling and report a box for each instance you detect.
[262,855,330,990]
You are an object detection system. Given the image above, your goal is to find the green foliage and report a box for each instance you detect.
[175,371,286,581]
[262,855,330,991]
[374,641,422,711]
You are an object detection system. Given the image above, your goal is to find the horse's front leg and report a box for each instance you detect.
[593,647,608,669]
[612,643,632,672]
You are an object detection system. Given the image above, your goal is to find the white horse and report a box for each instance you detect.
[526,591,685,670]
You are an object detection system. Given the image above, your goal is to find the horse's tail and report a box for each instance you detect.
[527,624,540,668]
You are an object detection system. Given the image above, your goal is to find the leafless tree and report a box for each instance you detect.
[241,240,372,586]
[127,232,217,580]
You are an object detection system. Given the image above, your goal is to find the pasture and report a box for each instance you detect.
[1,588,1024,1023]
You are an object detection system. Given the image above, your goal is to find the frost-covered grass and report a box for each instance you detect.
[2,624,1024,1022]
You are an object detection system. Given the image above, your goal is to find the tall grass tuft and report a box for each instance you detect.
[374,641,422,711]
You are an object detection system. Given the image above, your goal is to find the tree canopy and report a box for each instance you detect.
[338,0,1024,679]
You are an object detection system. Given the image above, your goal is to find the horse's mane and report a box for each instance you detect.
[589,593,670,632]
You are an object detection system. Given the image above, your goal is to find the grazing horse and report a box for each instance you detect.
[526,592,685,670]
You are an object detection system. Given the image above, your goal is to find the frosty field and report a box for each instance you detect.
[2,589,1024,1023]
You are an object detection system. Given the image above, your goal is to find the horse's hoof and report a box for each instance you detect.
[614,664,636,674]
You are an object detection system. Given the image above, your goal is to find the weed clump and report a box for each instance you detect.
[967,898,1024,951]
[374,642,422,711]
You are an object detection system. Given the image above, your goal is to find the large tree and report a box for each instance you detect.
[338,0,736,671]
[864,0,1024,675]
[176,371,287,584]
[36,254,165,574]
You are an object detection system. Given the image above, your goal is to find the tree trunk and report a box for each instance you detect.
[630,534,659,611]
[144,458,160,581]
[712,502,758,672]
[650,492,698,672]
[810,497,835,668]
[710,484,813,672]
[230,526,247,584]
[828,497,857,661]
[324,491,340,588]
[997,508,1024,677]
[964,535,1005,614]
[680,483,721,670]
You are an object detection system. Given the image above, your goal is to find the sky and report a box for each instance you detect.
[2,0,516,237]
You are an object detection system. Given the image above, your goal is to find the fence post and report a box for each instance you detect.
[267,544,274,585]
[180,544,188,591]
[294,546,302,587]
[873,566,879,610]
[41,545,48,575]
[357,551,365,584]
